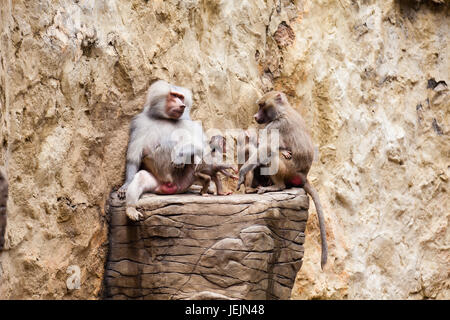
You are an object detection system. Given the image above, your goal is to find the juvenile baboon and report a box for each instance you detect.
[238,130,292,194]
[194,135,238,196]
[237,91,328,269]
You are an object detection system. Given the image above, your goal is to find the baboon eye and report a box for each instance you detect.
[172,92,184,102]
[258,102,265,108]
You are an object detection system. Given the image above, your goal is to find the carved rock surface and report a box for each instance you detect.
[104,189,309,300]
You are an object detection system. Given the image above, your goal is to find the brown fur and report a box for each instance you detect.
[238,91,328,269]
[195,136,238,196]
[237,130,273,193]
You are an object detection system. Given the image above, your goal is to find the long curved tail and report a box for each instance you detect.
[303,180,328,270]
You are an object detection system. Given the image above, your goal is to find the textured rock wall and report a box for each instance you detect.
[0,0,448,299]
[289,0,449,300]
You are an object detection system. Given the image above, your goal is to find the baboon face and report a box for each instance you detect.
[210,135,226,153]
[254,92,283,124]
[165,91,186,120]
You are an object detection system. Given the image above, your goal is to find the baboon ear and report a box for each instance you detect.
[275,93,284,104]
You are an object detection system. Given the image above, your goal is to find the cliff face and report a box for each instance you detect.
[0,0,448,299]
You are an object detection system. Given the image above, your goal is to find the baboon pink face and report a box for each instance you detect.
[165,91,186,119]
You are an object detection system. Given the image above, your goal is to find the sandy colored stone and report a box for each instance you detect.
[104,188,309,300]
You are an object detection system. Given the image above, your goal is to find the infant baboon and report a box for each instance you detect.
[195,135,238,196]
[238,130,292,194]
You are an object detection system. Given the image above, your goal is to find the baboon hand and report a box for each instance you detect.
[281,150,292,159]
[117,184,128,200]
[126,207,143,221]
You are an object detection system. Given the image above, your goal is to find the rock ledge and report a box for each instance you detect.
[103,188,309,300]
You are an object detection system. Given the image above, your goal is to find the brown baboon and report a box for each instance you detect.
[238,91,328,269]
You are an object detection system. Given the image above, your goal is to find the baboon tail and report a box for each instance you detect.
[303,180,328,270]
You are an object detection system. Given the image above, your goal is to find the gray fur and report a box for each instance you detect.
[120,80,203,195]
